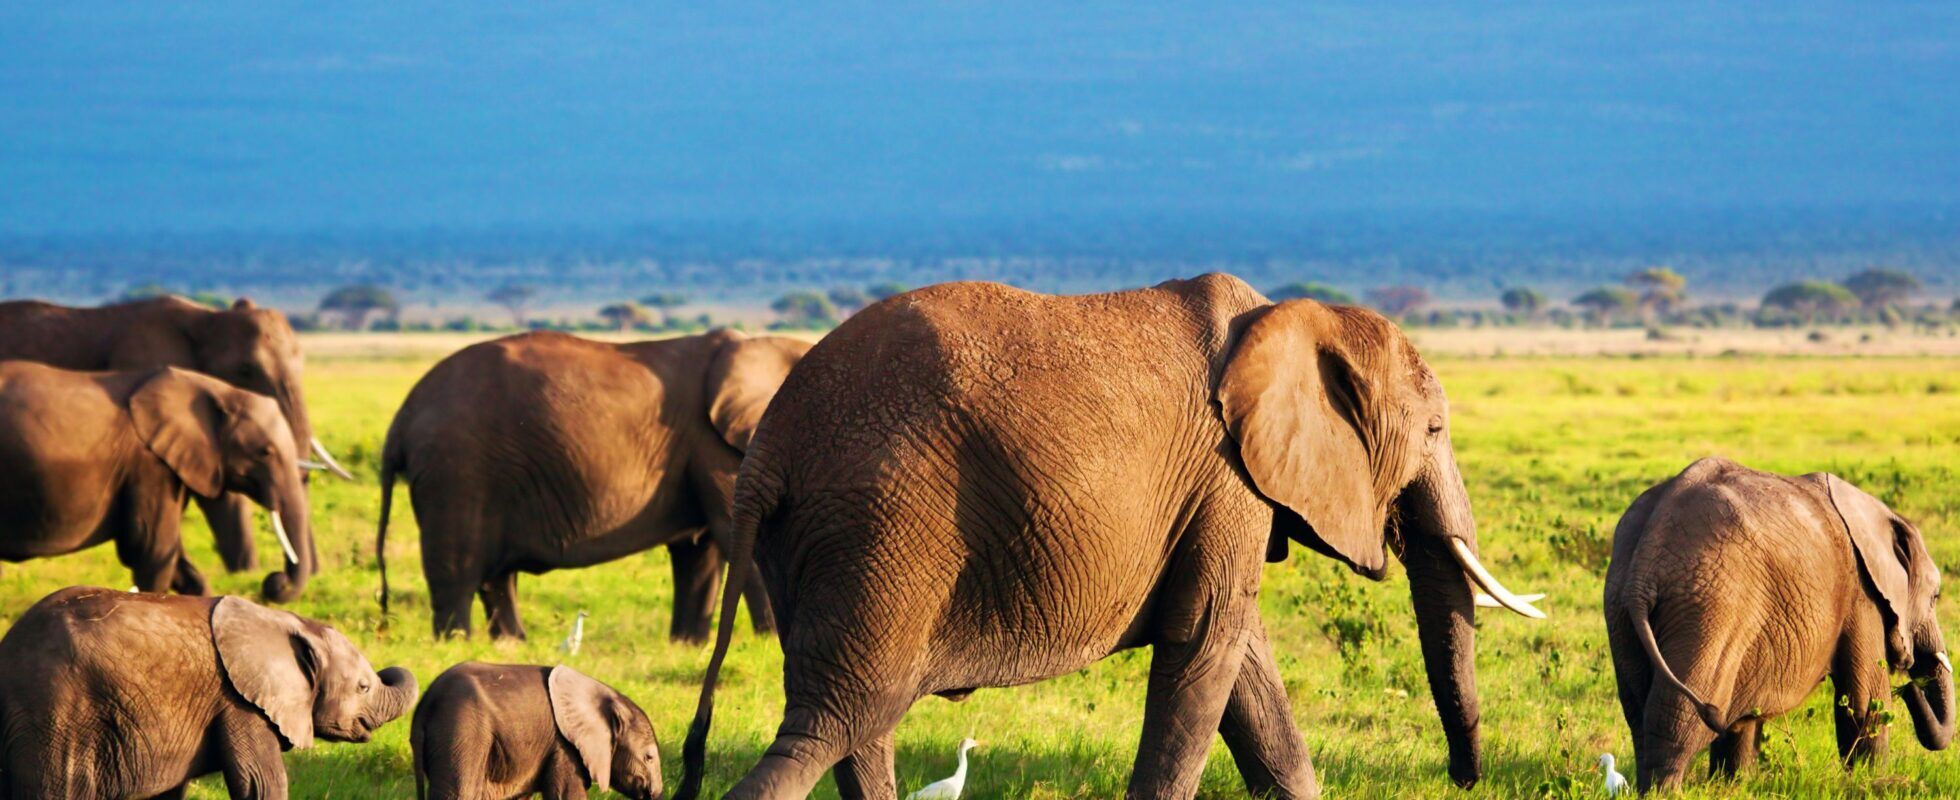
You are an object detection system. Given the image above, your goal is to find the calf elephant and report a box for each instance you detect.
[677,274,1545,800]
[1604,457,1953,792]
[377,329,808,641]
[412,661,664,800]
[0,295,349,575]
[0,586,417,799]
[0,362,315,600]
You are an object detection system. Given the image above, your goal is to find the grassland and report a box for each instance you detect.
[2,340,1955,798]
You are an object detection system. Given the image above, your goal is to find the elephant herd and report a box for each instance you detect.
[0,273,1948,797]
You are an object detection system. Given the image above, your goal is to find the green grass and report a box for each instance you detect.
[3,351,1956,798]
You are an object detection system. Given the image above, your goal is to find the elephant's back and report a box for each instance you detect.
[418,662,558,786]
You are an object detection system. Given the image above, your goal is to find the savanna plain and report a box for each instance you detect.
[6,334,1956,799]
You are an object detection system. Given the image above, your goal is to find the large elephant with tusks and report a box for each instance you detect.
[678,274,1545,799]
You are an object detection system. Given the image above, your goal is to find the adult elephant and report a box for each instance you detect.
[0,295,349,575]
[677,274,1545,800]
[1605,458,1953,792]
[0,363,316,600]
[376,329,808,641]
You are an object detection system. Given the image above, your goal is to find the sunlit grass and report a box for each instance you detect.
[1,348,1954,797]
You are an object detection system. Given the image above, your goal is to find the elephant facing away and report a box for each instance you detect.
[412,662,664,800]
[677,274,1544,800]
[377,329,809,641]
[0,586,418,799]
[0,295,350,575]
[1604,457,1953,792]
[0,363,316,601]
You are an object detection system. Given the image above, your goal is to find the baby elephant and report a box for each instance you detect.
[413,661,663,800]
[1605,458,1953,792]
[0,586,418,799]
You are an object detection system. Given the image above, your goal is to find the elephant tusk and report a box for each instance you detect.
[310,438,355,480]
[1938,652,1952,674]
[296,458,329,472]
[1449,538,1547,619]
[268,508,300,566]
[1474,592,1546,609]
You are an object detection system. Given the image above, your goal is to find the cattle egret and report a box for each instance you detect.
[560,610,588,656]
[906,737,979,800]
[1599,753,1628,796]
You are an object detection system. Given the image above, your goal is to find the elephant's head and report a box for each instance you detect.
[549,666,664,800]
[211,596,419,747]
[130,368,316,602]
[192,298,348,478]
[1825,474,1953,750]
[1215,299,1543,788]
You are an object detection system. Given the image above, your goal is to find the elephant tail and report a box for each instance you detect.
[1633,602,1727,733]
[376,432,405,617]
[675,469,779,800]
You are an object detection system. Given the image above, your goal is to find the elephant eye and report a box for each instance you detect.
[1426,417,1444,435]
[358,679,371,694]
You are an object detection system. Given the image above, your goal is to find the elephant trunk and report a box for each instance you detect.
[260,481,314,603]
[368,666,420,727]
[1904,652,1956,750]
[1397,446,1489,789]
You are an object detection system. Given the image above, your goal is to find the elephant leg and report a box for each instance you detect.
[1832,635,1891,768]
[170,555,210,596]
[833,731,897,800]
[1635,689,1720,793]
[1218,619,1318,799]
[1708,718,1761,778]
[217,708,290,799]
[743,561,777,634]
[195,492,259,573]
[150,785,189,799]
[1605,611,1652,776]
[116,502,184,594]
[667,535,721,643]
[1127,555,1255,798]
[480,571,526,641]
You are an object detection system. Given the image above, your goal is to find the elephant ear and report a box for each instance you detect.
[705,334,809,451]
[129,368,227,498]
[212,596,318,749]
[1216,301,1394,577]
[549,666,617,791]
[1824,473,1917,665]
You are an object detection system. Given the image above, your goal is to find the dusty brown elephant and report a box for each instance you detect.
[0,362,315,600]
[1605,457,1953,792]
[0,295,349,576]
[677,275,1545,800]
[412,661,664,800]
[376,329,808,641]
[0,586,417,799]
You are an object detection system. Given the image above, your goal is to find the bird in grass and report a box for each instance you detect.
[560,610,588,656]
[905,737,979,800]
[1599,753,1628,796]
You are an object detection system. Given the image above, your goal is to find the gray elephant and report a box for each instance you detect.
[412,661,663,799]
[1605,457,1953,792]
[677,275,1544,799]
[0,586,418,799]
[0,362,314,600]
[377,329,806,641]
[0,295,349,575]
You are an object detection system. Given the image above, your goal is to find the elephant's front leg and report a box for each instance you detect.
[215,709,290,799]
[1831,634,1892,767]
[117,494,187,594]
[480,571,527,640]
[1218,618,1319,799]
[666,534,722,643]
[833,731,897,800]
[1129,545,1256,799]
[170,555,210,596]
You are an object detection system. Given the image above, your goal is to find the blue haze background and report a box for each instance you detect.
[0,2,1955,297]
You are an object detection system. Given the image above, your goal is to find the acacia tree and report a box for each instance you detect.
[598,302,651,332]
[1626,267,1687,319]
[318,284,399,330]
[1842,268,1919,309]
[1499,287,1546,318]
[486,284,538,328]
[771,291,839,329]
[1761,281,1858,322]
[1572,287,1638,326]
[1268,282,1355,304]
[640,292,689,326]
[1365,285,1430,316]
[827,287,873,318]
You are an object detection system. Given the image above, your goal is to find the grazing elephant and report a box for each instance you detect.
[0,362,315,600]
[0,586,418,799]
[677,275,1545,800]
[412,661,664,800]
[0,295,349,575]
[1605,457,1954,792]
[376,329,808,641]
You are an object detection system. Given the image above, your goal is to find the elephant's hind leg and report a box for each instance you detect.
[1708,719,1761,778]
[666,535,721,643]
[1218,620,1319,799]
[833,731,897,800]
[480,571,526,640]
[1635,690,1720,793]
